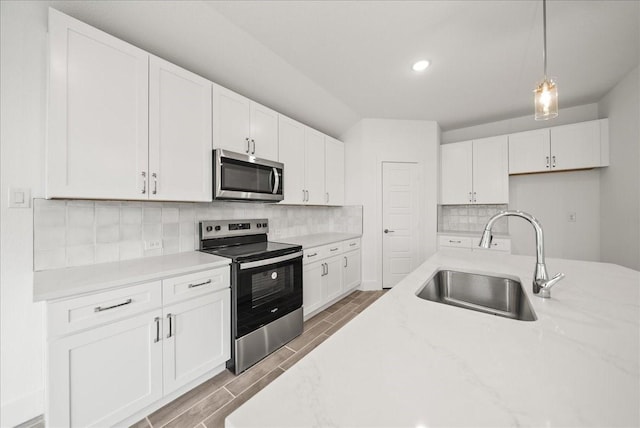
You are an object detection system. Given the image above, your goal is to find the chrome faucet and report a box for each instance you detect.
[479,210,564,298]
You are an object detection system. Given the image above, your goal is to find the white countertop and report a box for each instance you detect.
[33,251,230,302]
[279,233,361,249]
[227,250,640,427]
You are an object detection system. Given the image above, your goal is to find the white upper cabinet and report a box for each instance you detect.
[278,115,306,204]
[212,85,279,160]
[304,128,326,205]
[149,56,212,202]
[440,137,508,205]
[250,103,279,160]
[278,115,343,206]
[325,136,345,206]
[47,8,149,200]
[472,136,509,204]
[440,141,473,205]
[508,119,609,174]
[508,128,551,174]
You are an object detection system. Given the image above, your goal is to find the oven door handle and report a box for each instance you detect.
[239,251,303,270]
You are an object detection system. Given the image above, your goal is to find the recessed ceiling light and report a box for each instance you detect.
[412,60,430,72]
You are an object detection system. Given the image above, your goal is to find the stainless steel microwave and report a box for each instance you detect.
[213,149,284,202]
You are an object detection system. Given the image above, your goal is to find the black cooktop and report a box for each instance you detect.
[201,240,301,263]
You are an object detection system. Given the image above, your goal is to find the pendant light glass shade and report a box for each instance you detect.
[534,77,558,120]
[534,0,558,120]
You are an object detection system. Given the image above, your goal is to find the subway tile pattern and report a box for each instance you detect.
[33,200,363,271]
[438,204,509,233]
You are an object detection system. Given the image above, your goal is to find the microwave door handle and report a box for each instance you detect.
[272,168,280,194]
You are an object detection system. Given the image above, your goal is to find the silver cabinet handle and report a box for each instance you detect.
[546,156,550,168]
[152,172,158,195]
[384,229,395,234]
[472,191,477,203]
[344,256,348,268]
[154,317,161,343]
[449,240,462,244]
[325,192,329,203]
[166,313,174,338]
[552,155,556,168]
[251,139,256,155]
[94,298,132,313]
[330,247,339,252]
[141,172,147,194]
[468,191,472,202]
[349,242,357,247]
[306,252,318,258]
[188,279,212,289]
[245,137,250,153]
[305,190,309,202]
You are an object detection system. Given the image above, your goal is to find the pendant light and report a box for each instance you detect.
[534,0,558,120]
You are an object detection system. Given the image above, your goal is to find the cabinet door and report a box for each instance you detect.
[325,136,345,206]
[250,102,279,161]
[47,9,149,200]
[163,289,230,394]
[212,84,251,154]
[149,56,212,202]
[508,128,551,174]
[304,127,326,205]
[303,262,325,317]
[440,141,473,204]
[278,115,306,204]
[550,120,601,171]
[343,249,362,291]
[472,136,509,204]
[325,256,343,302]
[48,310,162,427]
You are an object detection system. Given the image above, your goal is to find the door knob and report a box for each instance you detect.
[384,229,395,234]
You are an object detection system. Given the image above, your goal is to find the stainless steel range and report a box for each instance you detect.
[199,219,303,374]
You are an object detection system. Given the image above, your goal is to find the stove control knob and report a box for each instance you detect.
[214,225,221,231]
[256,223,262,228]
[262,222,268,227]
[206,226,213,232]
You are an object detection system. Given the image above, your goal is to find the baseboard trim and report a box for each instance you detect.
[1,390,44,428]
[359,280,380,291]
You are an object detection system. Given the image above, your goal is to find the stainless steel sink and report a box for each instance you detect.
[416,269,537,321]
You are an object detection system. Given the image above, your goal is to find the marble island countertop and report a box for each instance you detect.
[227,249,640,427]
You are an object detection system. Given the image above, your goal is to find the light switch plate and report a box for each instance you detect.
[145,240,163,250]
[568,212,577,222]
[8,187,31,208]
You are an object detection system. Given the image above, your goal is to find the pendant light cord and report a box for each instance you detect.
[543,0,547,78]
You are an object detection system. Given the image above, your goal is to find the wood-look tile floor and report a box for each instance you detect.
[131,290,387,428]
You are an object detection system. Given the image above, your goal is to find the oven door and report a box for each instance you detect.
[214,149,284,202]
[235,251,302,338]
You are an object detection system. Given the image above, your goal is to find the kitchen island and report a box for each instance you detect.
[226,249,639,427]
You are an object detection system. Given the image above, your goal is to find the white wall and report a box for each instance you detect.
[342,119,439,290]
[598,66,640,270]
[0,3,47,425]
[441,104,602,261]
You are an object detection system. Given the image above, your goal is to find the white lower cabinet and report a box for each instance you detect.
[302,238,361,319]
[46,267,230,427]
[162,289,230,395]
[48,310,163,427]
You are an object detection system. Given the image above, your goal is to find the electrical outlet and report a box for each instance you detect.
[145,240,163,250]
[568,212,577,222]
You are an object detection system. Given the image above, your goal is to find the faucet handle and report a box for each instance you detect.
[538,273,565,298]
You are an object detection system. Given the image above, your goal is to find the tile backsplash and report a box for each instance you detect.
[438,204,509,234]
[33,199,362,271]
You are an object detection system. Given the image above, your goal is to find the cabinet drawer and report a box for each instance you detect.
[162,267,230,305]
[344,238,361,251]
[303,242,345,264]
[48,281,162,338]
[438,235,472,249]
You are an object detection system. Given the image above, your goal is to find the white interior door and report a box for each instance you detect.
[382,162,419,288]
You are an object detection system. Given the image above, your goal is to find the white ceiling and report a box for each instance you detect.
[209,0,639,131]
[44,1,638,136]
